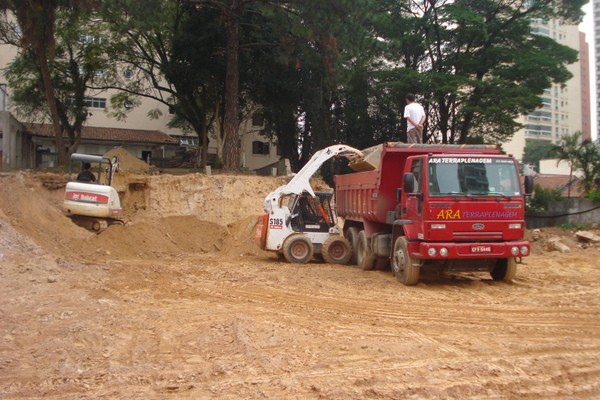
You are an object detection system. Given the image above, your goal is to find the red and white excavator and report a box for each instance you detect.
[63,153,122,231]
[255,144,363,264]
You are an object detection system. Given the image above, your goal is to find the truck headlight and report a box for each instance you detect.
[439,248,448,257]
[431,223,446,229]
[428,248,437,257]
[520,246,529,256]
[511,246,519,256]
[509,223,522,229]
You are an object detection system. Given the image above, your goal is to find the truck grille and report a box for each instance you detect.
[452,231,503,241]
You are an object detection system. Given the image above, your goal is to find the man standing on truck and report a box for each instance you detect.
[404,93,426,143]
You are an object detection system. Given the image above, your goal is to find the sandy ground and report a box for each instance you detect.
[1,170,600,399]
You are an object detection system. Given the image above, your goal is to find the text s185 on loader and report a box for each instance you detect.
[254,144,363,264]
[63,153,123,232]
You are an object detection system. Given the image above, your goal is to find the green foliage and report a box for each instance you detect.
[2,0,586,169]
[550,133,600,196]
[522,139,555,172]
[586,190,600,202]
[4,5,112,154]
[527,183,563,213]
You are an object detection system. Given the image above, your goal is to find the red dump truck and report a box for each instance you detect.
[334,142,533,285]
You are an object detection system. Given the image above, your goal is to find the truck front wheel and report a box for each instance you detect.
[491,258,517,282]
[322,236,352,265]
[357,230,376,270]
[282,234,314,264]
[392,237,420,285]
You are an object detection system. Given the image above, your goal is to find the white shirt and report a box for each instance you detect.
[404,102,425,130]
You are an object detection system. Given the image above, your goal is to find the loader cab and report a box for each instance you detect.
[289,192,335,233]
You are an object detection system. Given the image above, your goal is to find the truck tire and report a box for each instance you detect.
[391,237,420,285]
[344,227,360,265]
[357,230,376,270]
[322,236,352,265]
[282,234,314,264]
[491,257,517,282]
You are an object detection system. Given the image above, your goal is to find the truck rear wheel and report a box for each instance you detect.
[282,234,314,264]
[392,237,420,285]
[491,257,517,282]
[344,227,360,265]
[357,230,376,270]
[322,236,352,265]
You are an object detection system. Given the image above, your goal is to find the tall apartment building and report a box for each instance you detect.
[504,19,591,161]
[595,0,600,139]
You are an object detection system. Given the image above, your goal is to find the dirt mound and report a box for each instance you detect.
[104,147,153,174]
[0,172,91,257]
[89,216,228,259]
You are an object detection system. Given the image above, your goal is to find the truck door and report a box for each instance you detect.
[403,157,424,218]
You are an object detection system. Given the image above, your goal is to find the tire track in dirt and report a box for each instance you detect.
[189,282,600,331]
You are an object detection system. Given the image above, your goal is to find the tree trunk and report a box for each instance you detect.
[37,49,65,165]
[222,11,241,172]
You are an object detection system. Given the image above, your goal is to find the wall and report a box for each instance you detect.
[0,111,35,170]
[526,198,600,228]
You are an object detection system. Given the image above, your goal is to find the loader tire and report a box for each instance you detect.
[357,230,376,270]
[491,257,517,282]
[282,234,314,264]
[322,236,352,265]
[344,227,360,265]
[391,236,420,285]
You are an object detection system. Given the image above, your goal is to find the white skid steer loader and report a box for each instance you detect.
[255,144,363,264]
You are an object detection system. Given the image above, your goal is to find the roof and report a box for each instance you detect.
[24,123,178,145]
[533,174,584,198]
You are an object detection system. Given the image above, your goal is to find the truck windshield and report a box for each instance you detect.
[428,157,521,197]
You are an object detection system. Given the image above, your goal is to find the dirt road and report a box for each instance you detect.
[1,171,600,399]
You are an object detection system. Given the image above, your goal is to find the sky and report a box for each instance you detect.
[579,2,597,139]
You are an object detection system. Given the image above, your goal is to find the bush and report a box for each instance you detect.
[586,189,600,202]
[527,184,563,213]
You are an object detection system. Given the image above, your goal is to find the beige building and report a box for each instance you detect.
[0,32,281,172]
[504,19,591,161]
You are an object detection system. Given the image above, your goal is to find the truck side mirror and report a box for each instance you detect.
[524,175,534,195]
[403,172,415,193]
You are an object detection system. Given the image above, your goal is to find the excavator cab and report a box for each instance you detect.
[63,153,122,231]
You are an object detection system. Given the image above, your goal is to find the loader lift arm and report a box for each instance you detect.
[264,145,363,212]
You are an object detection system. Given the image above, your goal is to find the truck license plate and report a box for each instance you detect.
[471,245,492,253]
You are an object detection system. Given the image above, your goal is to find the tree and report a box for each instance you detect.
[522,139,555,172]
[97,0,227,169]
[376,0,582,145]
[574,139,600,194]
[4,6,111,158]
[1,0,67,164]
[551,132,582,198]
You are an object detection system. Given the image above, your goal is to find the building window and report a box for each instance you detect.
[252,141,269,155]
[252,113,264,127]
[179,137,199,146]
[79,34,104,44]
[84,97,106,109]
[67,97,106,109]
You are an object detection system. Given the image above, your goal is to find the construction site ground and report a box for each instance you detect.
[1,169,600,399]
